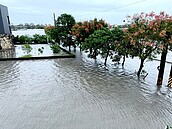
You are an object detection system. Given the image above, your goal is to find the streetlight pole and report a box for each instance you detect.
[156,46,168,86]
[53,13,56,26]
[157,32,170,86]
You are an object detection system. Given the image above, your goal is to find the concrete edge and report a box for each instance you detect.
[153,58,172,64]
[0,47,75,61]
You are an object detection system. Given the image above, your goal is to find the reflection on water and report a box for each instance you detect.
[0,49,172,129]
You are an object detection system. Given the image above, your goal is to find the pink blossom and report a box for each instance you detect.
[155,15,160,20]
[169,38,172,44]
[76,34,79,37]
[131,24,136,28]
[134,32,139,36]
[149,11,155,17]
[159,30,166,37]
[160,11,165,16]
[146,42,152,47]
[123,28,127,32]
[130,39,136,45]
[165,14,169,19]
[148,21,154,28]
[85,28,89,32]
[170,16,172,20]
[127,15,130,18]
[96,24,99,28]
[153,32,157,34]
[141,19,146,24]
[139,29,145,34]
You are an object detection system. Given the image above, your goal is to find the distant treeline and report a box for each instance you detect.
[11,23,51,30]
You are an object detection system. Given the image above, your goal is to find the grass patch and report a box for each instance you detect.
[19,54,32,58]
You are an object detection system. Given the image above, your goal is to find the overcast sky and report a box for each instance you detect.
[1,0,172,25]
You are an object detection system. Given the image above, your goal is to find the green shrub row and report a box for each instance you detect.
[13,34,48,44]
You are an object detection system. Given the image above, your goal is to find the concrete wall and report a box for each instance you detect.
[0,34,12,49]
[0,4,11,35]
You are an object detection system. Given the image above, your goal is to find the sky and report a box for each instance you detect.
[0,0,172,25]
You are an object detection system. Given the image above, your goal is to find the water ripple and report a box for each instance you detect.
[0,51,172,129]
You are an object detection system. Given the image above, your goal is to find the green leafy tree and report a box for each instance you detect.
[19,35,32,44]
[111,27,128,67]
[72,18,109,50]
[44,26,59,43]
[32,34,47,44]
[82,27,114,66]
[55,13,75,51]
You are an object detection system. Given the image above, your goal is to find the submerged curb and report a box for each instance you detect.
[0,46,75,61]
[153,58,172,64]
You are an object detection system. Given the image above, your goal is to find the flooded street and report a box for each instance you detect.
[0,49,172,129]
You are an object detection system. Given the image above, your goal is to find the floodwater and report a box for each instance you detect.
[15,44,67,58]
[0,48,172,129]
[12,29,45,37]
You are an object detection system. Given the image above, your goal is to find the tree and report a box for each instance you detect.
[124,12,167,77]
[72,18,109,51]
[82,27,114,66]
[44,26,57,43]
[55,13,75,51]
[111,27,128,67]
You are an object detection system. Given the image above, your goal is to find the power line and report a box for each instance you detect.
[77,0,147,17]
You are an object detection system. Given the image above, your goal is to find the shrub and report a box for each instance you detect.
[22,44,32,54]
[50,44,60,53]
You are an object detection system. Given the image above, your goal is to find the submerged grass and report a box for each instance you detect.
[19,54,32,58]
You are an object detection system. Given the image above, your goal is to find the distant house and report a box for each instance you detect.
[0,4,11,35]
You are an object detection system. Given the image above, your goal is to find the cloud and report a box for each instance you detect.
[1,0,172,25]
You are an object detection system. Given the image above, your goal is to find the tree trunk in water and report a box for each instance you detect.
[80,44,82,51]
[89,48,92,55]
[104,50,109,66]
[137,59,144,77]
[69,45,71,52]
[122,55,125,67]
[93,50,97,59]
[157,47,168,86]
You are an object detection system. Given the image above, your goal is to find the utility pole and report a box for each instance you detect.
[157,32,170,86]
[53,13,56,26]
[156,46,168,85]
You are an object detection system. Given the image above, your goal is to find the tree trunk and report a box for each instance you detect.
[80,44,82,51]
[157,47,168,86]
[104,50,109,66]
[137,59,144,77]
[122,55,126,67]
[89,47,92,55]
[93,50,97,59]
[69,45,71,52]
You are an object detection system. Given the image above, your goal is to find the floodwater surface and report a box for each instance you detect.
[0,49,172,129]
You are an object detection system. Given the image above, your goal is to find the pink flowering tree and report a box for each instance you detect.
[124,11,172,76]
[44,26,56,42]
[72,18,108,51]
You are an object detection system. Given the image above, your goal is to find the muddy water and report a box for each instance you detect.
[0,49,172,129]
